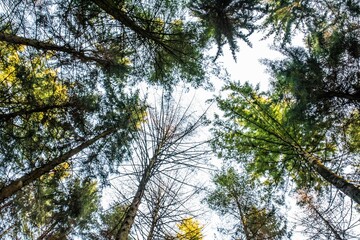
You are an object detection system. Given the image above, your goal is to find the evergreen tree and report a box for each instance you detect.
[190,0,265,60]
[265,27,360,125]
[104,92,209,240]
[0,0,209,87]
[206,167,288,239]
[212,82,360,204]
[0,176,99,239]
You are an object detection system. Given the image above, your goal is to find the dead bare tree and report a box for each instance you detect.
[296,189,360,240]
[105,92,210,240]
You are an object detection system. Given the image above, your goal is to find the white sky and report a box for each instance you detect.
[198,32,360,240]
[196,33,306,240]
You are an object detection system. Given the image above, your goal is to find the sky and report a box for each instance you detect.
[195,32,306,240]
[101,27,360,239]
[198,32,360,240]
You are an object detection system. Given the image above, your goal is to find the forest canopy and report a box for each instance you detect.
[0,0,359,239]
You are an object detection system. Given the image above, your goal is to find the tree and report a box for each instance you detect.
[190,0,264,60]
[213,82,360,204]
[295,190,360,240]
[135,173,205,240]
[97,203,128,240]
[0,34,145,239]
[0,177,99,239]
[206,167,288,239]
[104,92,209,240]
[176,217,204,240]
[0,127,116,202]
[0,1,212,238]
[265,27,360,125]
[261,1,360,133]
[0,0,209,87]
[263,0,360,44]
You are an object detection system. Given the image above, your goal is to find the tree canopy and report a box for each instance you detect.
[0,0,359,239]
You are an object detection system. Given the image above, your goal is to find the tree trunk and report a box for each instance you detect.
[232,192,251,240]
[146,187,161,240]
[116,157,157,240]
[0,103,72,121]
[0,223,16,239]
[0,32,117,67]
[309,202,343,240]
[0,128,116,203]
[295,146,360,204]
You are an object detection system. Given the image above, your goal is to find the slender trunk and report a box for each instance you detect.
[146,188,161,240]
[0,32,116,67]
[295,147,360,204]
[233,195,251,240]
[116,152,160,240]
[37,221,59,240]
[309,203,343,240]
[0,223,16,239]
[116,179,147,240]
[0,103,72,121]
[116,157,157,240]
[0,199,13,212]
[0,128,116,202]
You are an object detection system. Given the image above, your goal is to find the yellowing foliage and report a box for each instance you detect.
[176,217,204,240]
[40,162,71,181]
[0,42,69,118]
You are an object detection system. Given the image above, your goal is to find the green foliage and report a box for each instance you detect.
[0,42,86,177]
[0,20,144,240]
[263,0,360,45]
[263,0,311,43]
[0,0,359,239]
[206,167,289,239]
[213,82,338,189]
[265,26,360,125]
[146,19,207,87]
[2,177,99,239]
[99,203,128,239]
[1,0,211,89]
[190,0,264,61]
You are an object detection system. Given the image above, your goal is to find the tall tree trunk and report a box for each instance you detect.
[0,223,16,239]
[0,128,116,203]
[37,221,59,240]
[231,191,251,240]
[116,157,157,240]
[146,187,161,240]
[295,146,360,204]
[0,32,118,67]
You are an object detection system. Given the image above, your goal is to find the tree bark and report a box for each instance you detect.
[295,146,360,204]
[0,32,118,67]
[116,156,156,240]
[115,144,165,240]
[146,187,161,240]
[0,128,116,203]
[230,189,251,240]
